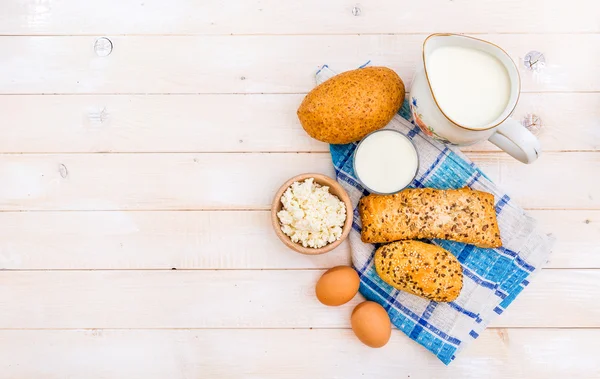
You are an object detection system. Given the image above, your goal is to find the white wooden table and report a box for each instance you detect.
[0,1,599,378]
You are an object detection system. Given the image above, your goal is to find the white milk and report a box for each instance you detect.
[354,130,418,194]
[427,46,511,129]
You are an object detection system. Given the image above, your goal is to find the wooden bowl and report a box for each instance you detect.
[271,173,353,255]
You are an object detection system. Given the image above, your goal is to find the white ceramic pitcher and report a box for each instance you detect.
[410,33,541,164]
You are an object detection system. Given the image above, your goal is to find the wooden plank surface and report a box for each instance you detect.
[534,210,600,268]
[0,35,598,94]
[1,0,598,35]
[0,270,597,328]
[1,0,599,375]
[0,152,597,211]
[0,210,595,270]
[0,210,351,270]
[1,329,596,379]
[0,93,597,153]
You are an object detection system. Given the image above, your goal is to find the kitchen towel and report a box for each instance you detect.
[316,66,555,364]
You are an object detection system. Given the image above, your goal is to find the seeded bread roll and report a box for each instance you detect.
[360,188,502,248]
[297,67,405,144]
[375,240,463,302]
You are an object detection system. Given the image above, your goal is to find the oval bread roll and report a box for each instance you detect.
[374,240,463,302]
[297,67,405,144]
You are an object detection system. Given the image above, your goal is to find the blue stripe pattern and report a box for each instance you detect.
[327,92,554,364]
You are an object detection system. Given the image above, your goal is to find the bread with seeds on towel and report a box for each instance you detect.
[359,187,502,248]
[375,240,463,302]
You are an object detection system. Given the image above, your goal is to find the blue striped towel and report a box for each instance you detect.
[316,66,555,364]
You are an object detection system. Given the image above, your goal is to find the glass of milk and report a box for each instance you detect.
[353,129,419,195]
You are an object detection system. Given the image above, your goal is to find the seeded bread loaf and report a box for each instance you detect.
[375,240,463,302]
[359,188,502,248]
[297,67,405,144]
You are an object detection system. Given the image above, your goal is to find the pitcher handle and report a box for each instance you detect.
[488,118,541,164]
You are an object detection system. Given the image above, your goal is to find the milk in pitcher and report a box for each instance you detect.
[426,46,512,129]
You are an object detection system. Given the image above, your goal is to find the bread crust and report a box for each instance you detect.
[359,188,502,248]
[375,240,463,302]
[297,67,405,144]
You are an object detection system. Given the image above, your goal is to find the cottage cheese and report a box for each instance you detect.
[277,178,346,249]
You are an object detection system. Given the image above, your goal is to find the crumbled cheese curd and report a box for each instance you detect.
[277,178,346,249]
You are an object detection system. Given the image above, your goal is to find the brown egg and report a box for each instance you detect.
[315,266,360,306]
[351,301,392,348]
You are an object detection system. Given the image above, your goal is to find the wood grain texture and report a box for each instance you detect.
[1,329,596,379]
[0,152,596,211]
[0,35,598,94]
[472,152,600,210]
[0,210,351,270]
[533,210,600,268]
[0,210,594,270]
[464,93,600,152]
[0,93,597,153]
[0,270,597,328]
[1,0,599,374]
[0,0,597,35]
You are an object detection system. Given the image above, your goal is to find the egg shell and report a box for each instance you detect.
[351,301,392,348]
[315,266,360,306]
